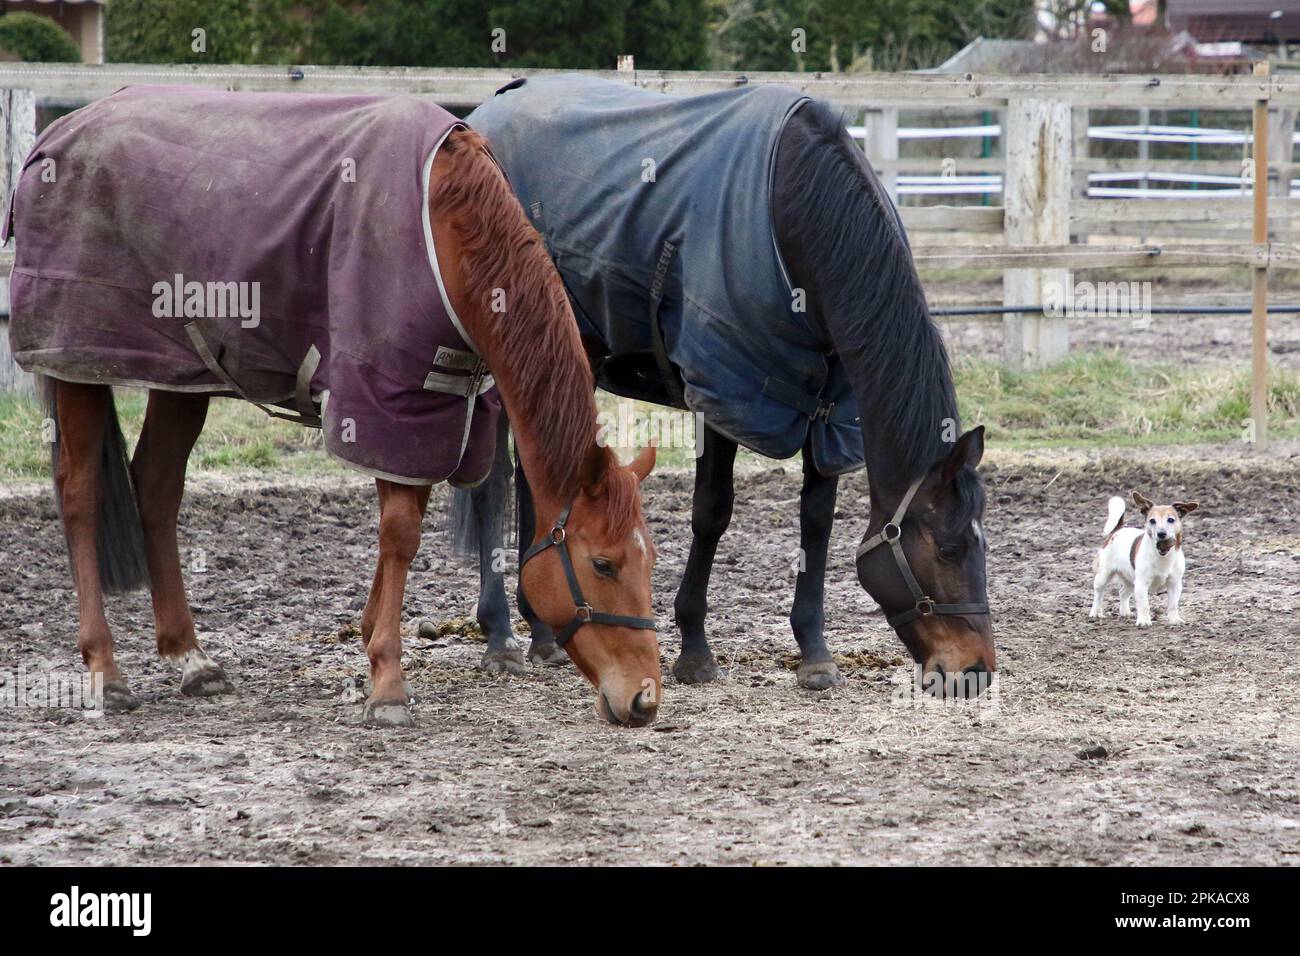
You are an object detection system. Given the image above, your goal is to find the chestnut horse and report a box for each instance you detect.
[28,127,661,728]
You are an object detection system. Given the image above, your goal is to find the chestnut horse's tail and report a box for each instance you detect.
[42,376,151,593]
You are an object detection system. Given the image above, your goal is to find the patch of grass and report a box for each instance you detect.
[954,350,1300,445]
[1,355,1295,481]
[0,390,340,481]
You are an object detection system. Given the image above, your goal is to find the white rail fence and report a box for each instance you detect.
[0,63,1289,443]
[851,120,1300,198]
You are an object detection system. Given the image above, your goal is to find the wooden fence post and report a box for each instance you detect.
[862,107,898,203]
[0,87,36,396]
[1252,63,1270,446]
[1002,97,1071,369]
[1267,106,1294,203]
[1071,105,1090,233]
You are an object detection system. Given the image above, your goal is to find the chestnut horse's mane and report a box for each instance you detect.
[429,128,640,538]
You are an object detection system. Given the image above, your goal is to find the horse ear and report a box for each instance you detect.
[1132,490,1154,515]
[628,444,656,484]
[579,444,609,492]
[940,426,985,484]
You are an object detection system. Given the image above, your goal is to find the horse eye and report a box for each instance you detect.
[591,558,617,579]
[939,544,962,562]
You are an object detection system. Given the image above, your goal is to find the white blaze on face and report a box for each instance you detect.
[632,528,648,556]
[972,520,984,548]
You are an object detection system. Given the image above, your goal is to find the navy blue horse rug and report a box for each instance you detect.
[468,74,863,475]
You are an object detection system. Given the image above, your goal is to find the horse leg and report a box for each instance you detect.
[131,390,232,696]
[476,415,526,674]
[791,443,845,690]
[360,563,382,646]
[53,381,135,710]
[515,456,565,666]
[362,479,430,726]
[671,426,737,684]
[476,491,525,673]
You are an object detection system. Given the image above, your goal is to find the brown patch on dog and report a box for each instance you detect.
[1129,536,1141,569]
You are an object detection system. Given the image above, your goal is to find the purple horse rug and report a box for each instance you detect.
[4,85,500,486]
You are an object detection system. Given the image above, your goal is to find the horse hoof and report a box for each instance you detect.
[102,680,140,712]
[672,651,723,685]
[528,642,567,667]
[363,697,414,728]
[480,647,527,675]
[797,659,845,691]
[181,662,234,697]
[362,678,416,703]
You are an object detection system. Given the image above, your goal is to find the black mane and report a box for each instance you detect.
[773,98,965,496]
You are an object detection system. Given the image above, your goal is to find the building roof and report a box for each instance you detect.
[1167,0,1300,43]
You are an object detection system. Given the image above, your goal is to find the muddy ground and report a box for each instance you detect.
[1,437,1297,865]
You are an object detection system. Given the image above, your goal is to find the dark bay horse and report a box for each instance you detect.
[454,80,994,696]
[9,90,660,726]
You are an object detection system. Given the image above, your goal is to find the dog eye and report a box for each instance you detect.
[591,558,618,579]
[1149,518,1156,524]
[1166,516,1175,523]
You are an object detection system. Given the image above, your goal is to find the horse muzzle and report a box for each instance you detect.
[598,686,659,728]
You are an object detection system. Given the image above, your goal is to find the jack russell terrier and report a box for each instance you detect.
[1089,491,1199,626]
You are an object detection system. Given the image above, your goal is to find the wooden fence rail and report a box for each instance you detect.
[0,62,1281,444]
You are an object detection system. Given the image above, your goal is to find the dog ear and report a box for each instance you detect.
[1132,490,1154,515]
[1173,501,1199,517]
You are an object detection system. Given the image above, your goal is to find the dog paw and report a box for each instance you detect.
[1135,617,1153,628]
[1167,614,1182,626]
[1088,608,1103,619]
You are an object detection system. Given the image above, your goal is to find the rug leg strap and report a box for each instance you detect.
[184,322,321,427]
[648,238,686,410]
[295,345,321,420]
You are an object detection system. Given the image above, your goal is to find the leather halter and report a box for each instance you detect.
[520,501,657,647]
[855,476,990,629]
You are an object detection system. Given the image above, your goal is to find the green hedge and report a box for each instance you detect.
[0,12,83,63]
[106,0,708,70]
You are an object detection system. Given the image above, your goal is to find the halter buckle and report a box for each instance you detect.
[575,603,594,622]
[550,525,566,545]
[915,597,935,616]
[882,522,902,542]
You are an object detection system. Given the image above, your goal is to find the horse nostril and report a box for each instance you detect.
[960,662,992,699]
[628,689,658,726]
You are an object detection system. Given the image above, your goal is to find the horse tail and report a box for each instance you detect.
[1102,495,1126,540]
[44,376,151,593]
[449,410,513,562]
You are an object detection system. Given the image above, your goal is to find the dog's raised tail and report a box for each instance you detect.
[1102,496,1126,539]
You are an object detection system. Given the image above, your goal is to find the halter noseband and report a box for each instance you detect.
[855,476,990,630]
[520,502,657,646]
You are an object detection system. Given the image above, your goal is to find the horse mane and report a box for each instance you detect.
[775,100,965,492]
[428,128,640,538]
